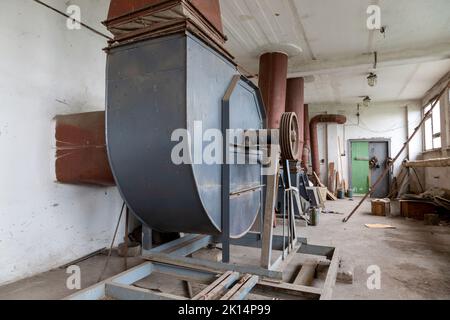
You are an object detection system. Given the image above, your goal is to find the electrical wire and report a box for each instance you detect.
[32,0,114,41]
[344,114,423,134]
[97,202,126,283]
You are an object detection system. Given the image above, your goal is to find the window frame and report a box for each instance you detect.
[422,96,442,152]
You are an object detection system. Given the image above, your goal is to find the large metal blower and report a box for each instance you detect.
[104,0,299,240]
[106,33,266,238]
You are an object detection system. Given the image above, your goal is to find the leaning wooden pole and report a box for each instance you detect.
[343,84,449,223]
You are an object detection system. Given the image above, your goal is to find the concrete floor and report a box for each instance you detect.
[1,198,449,300]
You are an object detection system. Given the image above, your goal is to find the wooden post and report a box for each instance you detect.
[260,148,280,269]
[294,259,319,287]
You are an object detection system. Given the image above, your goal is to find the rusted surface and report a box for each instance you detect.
[107,0,223,34]
[55,111,115,186]
[302,104,311,170]
[258,52,288,129]
[107,0,165,20]
[286,78,305,161]
[310,114,347,176]
[190,0,223,34]
[104,0,230,61]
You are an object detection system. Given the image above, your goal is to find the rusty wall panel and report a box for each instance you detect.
[55,111,115,186]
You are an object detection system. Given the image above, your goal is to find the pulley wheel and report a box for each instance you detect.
[280,112,299,160]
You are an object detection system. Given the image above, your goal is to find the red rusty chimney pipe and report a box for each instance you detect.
[310,114,347,177]
[258,52,288,129]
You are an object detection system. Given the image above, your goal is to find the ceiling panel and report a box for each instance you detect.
[220,0,450,105]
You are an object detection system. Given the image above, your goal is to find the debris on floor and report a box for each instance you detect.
[365,224,396,229]
[322,210,344,215]
[391,187,450,222]
[337,258,354,284]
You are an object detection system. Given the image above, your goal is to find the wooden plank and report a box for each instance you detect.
[320,248,340,300]
[313,171,326,187]
[336,171,341,190]
[221,275,259,300]
[313,171,337,200]
[192,271,240,300]
[293,259,319,287]
[328,162,336,193]
[403,157,450,168]
[260,154,280,269]
[256,280,322,299]
[327,190,338,201]
[144,253,283,280]
[317,187,328,205]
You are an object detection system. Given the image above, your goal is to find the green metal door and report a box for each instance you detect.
[351,142,369,195]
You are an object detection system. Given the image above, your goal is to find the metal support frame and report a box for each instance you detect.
[66,75,339,301]
[66,235,339,300]
[221,75,240,263]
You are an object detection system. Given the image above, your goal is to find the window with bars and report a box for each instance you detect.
[423,99,441,151]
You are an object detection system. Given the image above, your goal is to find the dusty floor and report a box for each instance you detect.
[1,198,449,300]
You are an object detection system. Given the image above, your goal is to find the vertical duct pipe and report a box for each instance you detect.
[258,52,288,129]
[286,78,305,161]
[302,104,311,170]
[310,114,347,177]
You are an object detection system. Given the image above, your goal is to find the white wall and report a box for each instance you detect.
[308,101,423,191]
[0,0,124,285]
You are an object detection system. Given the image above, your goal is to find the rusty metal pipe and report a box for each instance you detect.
[310,114,347,177]
[286,78,305,161]
[258,52,288,129]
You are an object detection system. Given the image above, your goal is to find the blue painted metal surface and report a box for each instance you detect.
[106,32,265,238]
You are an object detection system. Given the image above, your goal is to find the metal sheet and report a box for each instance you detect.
[106,33,264,237]
[55,111,115,186]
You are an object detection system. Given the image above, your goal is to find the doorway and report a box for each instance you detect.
[349,140,391,198]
